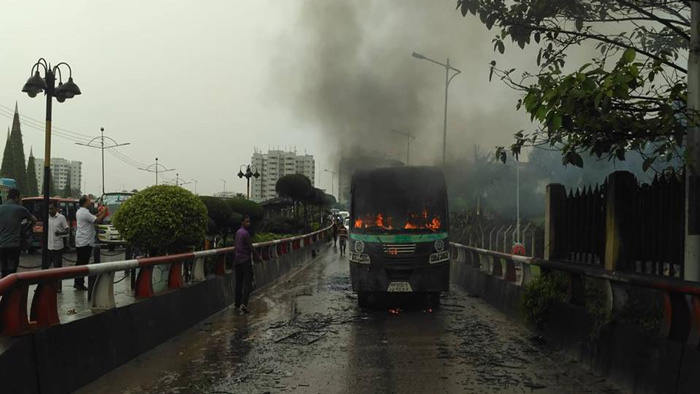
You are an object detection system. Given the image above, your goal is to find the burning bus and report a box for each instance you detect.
[349,166,449,307]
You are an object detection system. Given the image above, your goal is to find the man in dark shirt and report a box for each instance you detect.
[0,189,37,277]
[338,223,348,256]
[234,215,261,314]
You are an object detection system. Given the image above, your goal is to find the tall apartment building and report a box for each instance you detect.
[250,149,315,202]
[35,158,82,193]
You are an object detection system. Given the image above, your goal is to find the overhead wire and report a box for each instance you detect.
[0,102,169,178]
[0,103,93,139]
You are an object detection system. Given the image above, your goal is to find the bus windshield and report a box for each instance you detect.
[351,167,447,234]
[102,193,133,223]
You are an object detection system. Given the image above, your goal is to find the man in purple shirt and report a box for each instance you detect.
[234,215,261,313]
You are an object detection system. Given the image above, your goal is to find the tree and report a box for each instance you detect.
[0,129,13,180]
[9,104,27,194]
[26,149,38,196]
[454,0,690,169]
[112,185,208,255]
[275,174,313,219]
[224,197,264,233]
[199,196,234,236]
[62,169,72,198]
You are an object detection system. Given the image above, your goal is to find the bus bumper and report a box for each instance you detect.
[349,261,450,293]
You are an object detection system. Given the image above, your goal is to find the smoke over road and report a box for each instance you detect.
[273,0,532,165]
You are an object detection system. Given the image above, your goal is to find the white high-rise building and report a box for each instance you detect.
[35,158,82,194]
[250,149,315,202]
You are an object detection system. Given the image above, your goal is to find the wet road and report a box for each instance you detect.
[77,247,625,394]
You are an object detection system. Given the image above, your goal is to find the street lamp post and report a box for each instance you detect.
[219,178,227,194]
[139,158,174,185]
[411,51,461,165]
[191,179,198,194]
[22,58,81,269]
[324,169,336,197]
[389,129,416,165]
[76,127,130,197]
[237,165,260,200]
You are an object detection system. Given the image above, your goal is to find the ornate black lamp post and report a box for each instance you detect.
[22,58,81,268]
[237,164,260,200]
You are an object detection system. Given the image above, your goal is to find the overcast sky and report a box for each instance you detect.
[1,1,544,197]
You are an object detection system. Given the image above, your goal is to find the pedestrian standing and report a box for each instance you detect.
[332,218,339,247]
[46,201,70,292]
[0,189,36,278]
[338,222,348,256]
[74,195,106,291]
[234,215,261,314]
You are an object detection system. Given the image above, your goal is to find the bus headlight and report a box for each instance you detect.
[354,240,364,253]
[434,239,445,252]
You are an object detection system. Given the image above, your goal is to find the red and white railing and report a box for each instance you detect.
[451,242,700,347]
[0,226,331,336]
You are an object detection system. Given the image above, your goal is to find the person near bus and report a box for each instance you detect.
[74,195,107,291]
[0,188,36,278]
[234,215,261,314]
[338,222,348,256]
[332,218,339,247]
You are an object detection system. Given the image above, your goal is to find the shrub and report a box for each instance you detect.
[259,215,304,234]
[520,273,567,328]
[199,196,234,235]
[113,185,207,255]
[225,197,263,224]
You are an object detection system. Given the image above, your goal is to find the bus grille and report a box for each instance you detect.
[383,244,416,255]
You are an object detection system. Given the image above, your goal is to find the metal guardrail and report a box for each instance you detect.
[451,242,700,346]
[0,226,331,336]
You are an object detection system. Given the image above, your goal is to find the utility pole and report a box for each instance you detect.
[411,52,461,165]
[138,157,174,185]
[191,179,198,194]
[389,129,416,165]
[76,127,130,196]
[686,3,700,281]
[516,161,520,244]
[220,178,227,194]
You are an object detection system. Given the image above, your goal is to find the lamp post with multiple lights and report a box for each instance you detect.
[237,165,260,200]
[22,58,81,269]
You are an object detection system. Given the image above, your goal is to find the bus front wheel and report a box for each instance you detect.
[428,292,441,310]
[357,293,370,308]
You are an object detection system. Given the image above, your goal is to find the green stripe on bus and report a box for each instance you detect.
[349,232,448,243]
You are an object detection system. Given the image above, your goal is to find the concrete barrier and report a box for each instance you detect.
[450,251,700,394]
[0,234,329,394]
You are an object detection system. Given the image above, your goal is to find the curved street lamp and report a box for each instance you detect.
[411,51,461,165]
[138,157,174,185]
[237,164,260,200]
[22,58,81,269]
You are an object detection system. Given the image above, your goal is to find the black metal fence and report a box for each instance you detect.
[555,184,606,265]
[629,172,685,276]
[549,170,685,277]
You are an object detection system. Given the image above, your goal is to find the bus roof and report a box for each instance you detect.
[22,197,78,202]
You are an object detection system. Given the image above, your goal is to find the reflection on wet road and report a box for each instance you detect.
[77,247,624,394]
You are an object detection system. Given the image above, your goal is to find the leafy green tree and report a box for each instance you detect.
[275,174,313,223]
[199,196,235,238]
[113,185,208,255]
[9,106,27,194]
[454,0,689,168]
[25,150,38,196]
[224,197,264,233]
[0,129,13,180]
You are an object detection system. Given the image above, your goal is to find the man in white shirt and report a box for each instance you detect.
[74,195,107,291]
[45,202,70,292]
[45,202,69,269]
